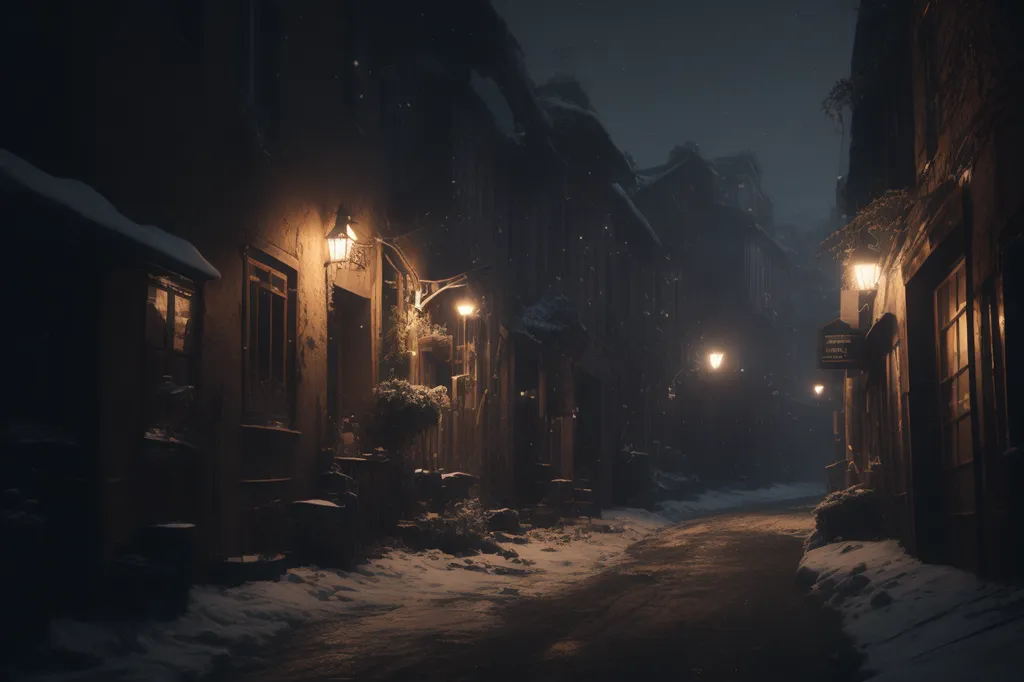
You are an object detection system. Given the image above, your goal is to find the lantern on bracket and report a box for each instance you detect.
[850,243,881,291]
[326,207,360,265]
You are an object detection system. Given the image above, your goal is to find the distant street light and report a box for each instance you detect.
[850,244,881,291]
[457,301,476,373]
[814,384,825,397]
[708,351,725,371]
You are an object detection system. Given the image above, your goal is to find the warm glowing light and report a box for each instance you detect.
[328,219,362,264]
[327,208,361,264]
[814,384,825,396]
[708,351,724,370]
[853,262,881,290]
[457,302,476,317]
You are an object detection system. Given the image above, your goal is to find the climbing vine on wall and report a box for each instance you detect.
[383,304,450,362]
[821,189,913,259]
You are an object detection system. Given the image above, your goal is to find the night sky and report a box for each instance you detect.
[493,0,858,225]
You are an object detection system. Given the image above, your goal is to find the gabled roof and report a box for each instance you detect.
[536,95,635,187]
[633,148,719,198]
[611,182,664,250]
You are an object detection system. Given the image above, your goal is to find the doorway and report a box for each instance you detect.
[328,286,373,452]
[574,370,602,492]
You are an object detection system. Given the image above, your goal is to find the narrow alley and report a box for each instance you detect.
[226,502,862,682]
[5,2,1024,681]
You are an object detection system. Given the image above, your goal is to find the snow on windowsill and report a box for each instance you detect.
[239,423,302,436]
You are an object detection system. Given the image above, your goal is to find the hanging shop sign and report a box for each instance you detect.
[818,318,866,370]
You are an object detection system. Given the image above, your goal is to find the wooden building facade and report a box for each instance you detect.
[837,0,1024,578]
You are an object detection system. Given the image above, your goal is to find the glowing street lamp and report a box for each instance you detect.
[850,244,881,291]
[814,384,825,397]
[457,301,476,373]
[708,351,725,371]
[327,209,360,264]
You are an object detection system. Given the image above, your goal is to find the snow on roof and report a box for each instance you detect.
[0,149,221,280]
[469,70,519,140]
[611,182,664,250]
[633,151,720,197]
[537,96,616,149]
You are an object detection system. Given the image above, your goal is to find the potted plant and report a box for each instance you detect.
[366,379,450,518]
[367,379,450,459]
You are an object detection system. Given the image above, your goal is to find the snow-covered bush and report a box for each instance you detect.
[514,293,588,353]
[405,500,516,559]
[808,485,886,549]
[366,379,450,456]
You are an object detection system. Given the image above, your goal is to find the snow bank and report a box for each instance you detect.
[800,540,1024,681]
[656,481,825,522]
[0,149,220,280]
[12,484,816,682]
[12,512,666,682]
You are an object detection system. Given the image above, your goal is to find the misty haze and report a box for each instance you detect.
[3,1,1023,681]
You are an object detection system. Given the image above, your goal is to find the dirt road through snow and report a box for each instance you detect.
[226,503,864,682]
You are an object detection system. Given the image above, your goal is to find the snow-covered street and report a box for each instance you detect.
[800,539,1024,682]
[11,482,824,682]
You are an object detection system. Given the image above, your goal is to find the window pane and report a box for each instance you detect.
[944,419,957,467]
[936,282,950,327]
[956,264,967,310]
[174,294,192,353]
[248,283,259,382]
[147,285,169,347]
[252,262,270,283]
[956,371,971,418]
[170,354,191,386]
[258,288,272,382]
[942,379,955,421]
[144,349,166,428]
[957,418,973,465]
[957,314,969,371]
[271,274,286,293]
[271,294,285,386]
[940,324,956,379]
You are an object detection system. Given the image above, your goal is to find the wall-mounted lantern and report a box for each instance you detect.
[708,351,725,371]
[850,243,881,291]
[326,207,360,265]
[814,384,825,397]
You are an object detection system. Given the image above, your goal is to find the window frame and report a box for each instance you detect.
[143,271,200,439]
[934,259,972,469]
[243,252,296,427]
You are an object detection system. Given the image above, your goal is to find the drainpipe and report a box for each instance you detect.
[962,177,986,576]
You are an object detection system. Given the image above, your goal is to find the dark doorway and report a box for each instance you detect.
[513,339,543,504]
[574,370,602,490]
[328,286,373,444]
